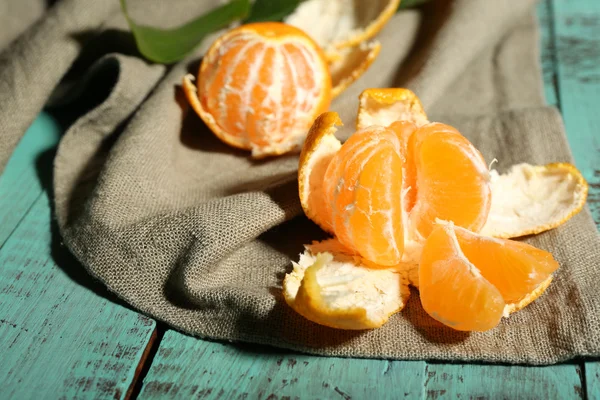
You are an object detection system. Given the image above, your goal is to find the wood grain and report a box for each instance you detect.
[586,363,600,400]
[551,0,600,397]
[552,0,600,225]
[138,331,427,399]
[0,113,60,247]
[422,363,584,399]
[0,114,156,399]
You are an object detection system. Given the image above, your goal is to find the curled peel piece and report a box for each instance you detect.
[298,112,343,234]
[284,0,400,59]
[285,0,398,97]
[330,41,381,98]
[283,239,410,330]
[481,163,588,238]
[356,88,429,130]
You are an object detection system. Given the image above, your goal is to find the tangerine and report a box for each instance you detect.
[183,22,332,157]
[316,117,491,266]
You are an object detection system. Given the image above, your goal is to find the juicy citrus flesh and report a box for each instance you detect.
[452,224,559,303]
[322,125,408,266]
[317,120,491,266]
[192,22,332,156]
[408,123,492,239]
[419,222,558,331]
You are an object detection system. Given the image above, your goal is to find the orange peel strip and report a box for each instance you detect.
[481,163,589,238]
[330,41,381,99]
[356,88,429,130]
[283,240,410,330]
[298,112,343,234]
[284,0,400,60]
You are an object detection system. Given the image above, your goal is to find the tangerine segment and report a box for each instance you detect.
[323,126,406,266]
[388,121,419,212]
[409,123,492,239]
[357,88,429,131]
[184,22,332,158]
[419,224,505,332]
[452,225,559,303]
[283,240,410,330]
[481,163,589,238]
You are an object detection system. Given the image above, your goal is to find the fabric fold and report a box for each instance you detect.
[0,0,598,364]
[0,0,121,174]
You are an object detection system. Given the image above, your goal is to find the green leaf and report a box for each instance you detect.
[398,0,431,9]
[245,0,303,23]
[120,0,251,64]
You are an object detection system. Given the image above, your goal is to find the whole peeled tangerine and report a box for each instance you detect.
[183,22,332,158]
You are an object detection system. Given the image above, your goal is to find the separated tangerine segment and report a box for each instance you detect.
[452,225,559,303]
[183,22,332,157]
[407,123,492,240]
[419,222,559,331]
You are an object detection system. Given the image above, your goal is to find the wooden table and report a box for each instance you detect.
[1,1,598,398]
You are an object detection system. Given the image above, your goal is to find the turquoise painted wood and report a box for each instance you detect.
[139,331,426,399]
[422,364,584,399]
[550,0,600,398]
[538,0,559,108]
[0,114,156,399]
[552,0,600,225]
[0,113,60,247]
[587,364,600,400]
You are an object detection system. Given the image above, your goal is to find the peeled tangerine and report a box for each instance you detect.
[183,2,400,157]
[285,88,588,331]
[183,22,332,158]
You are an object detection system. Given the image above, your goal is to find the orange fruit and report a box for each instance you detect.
[314,117,490,266]
[183,22,332,157]
[419,222,559,331]
[287,88,585,332]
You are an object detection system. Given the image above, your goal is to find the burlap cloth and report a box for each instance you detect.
[1,0,599,365]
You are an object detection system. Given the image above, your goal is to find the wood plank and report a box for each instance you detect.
[552,0,600,225]
[551,0,600,397]
[0,113,61,247]
[538,0,559,107]
[422,363,584,399]
[138,331,426,399]
[586,364,600,400]
[0,113,157,399]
